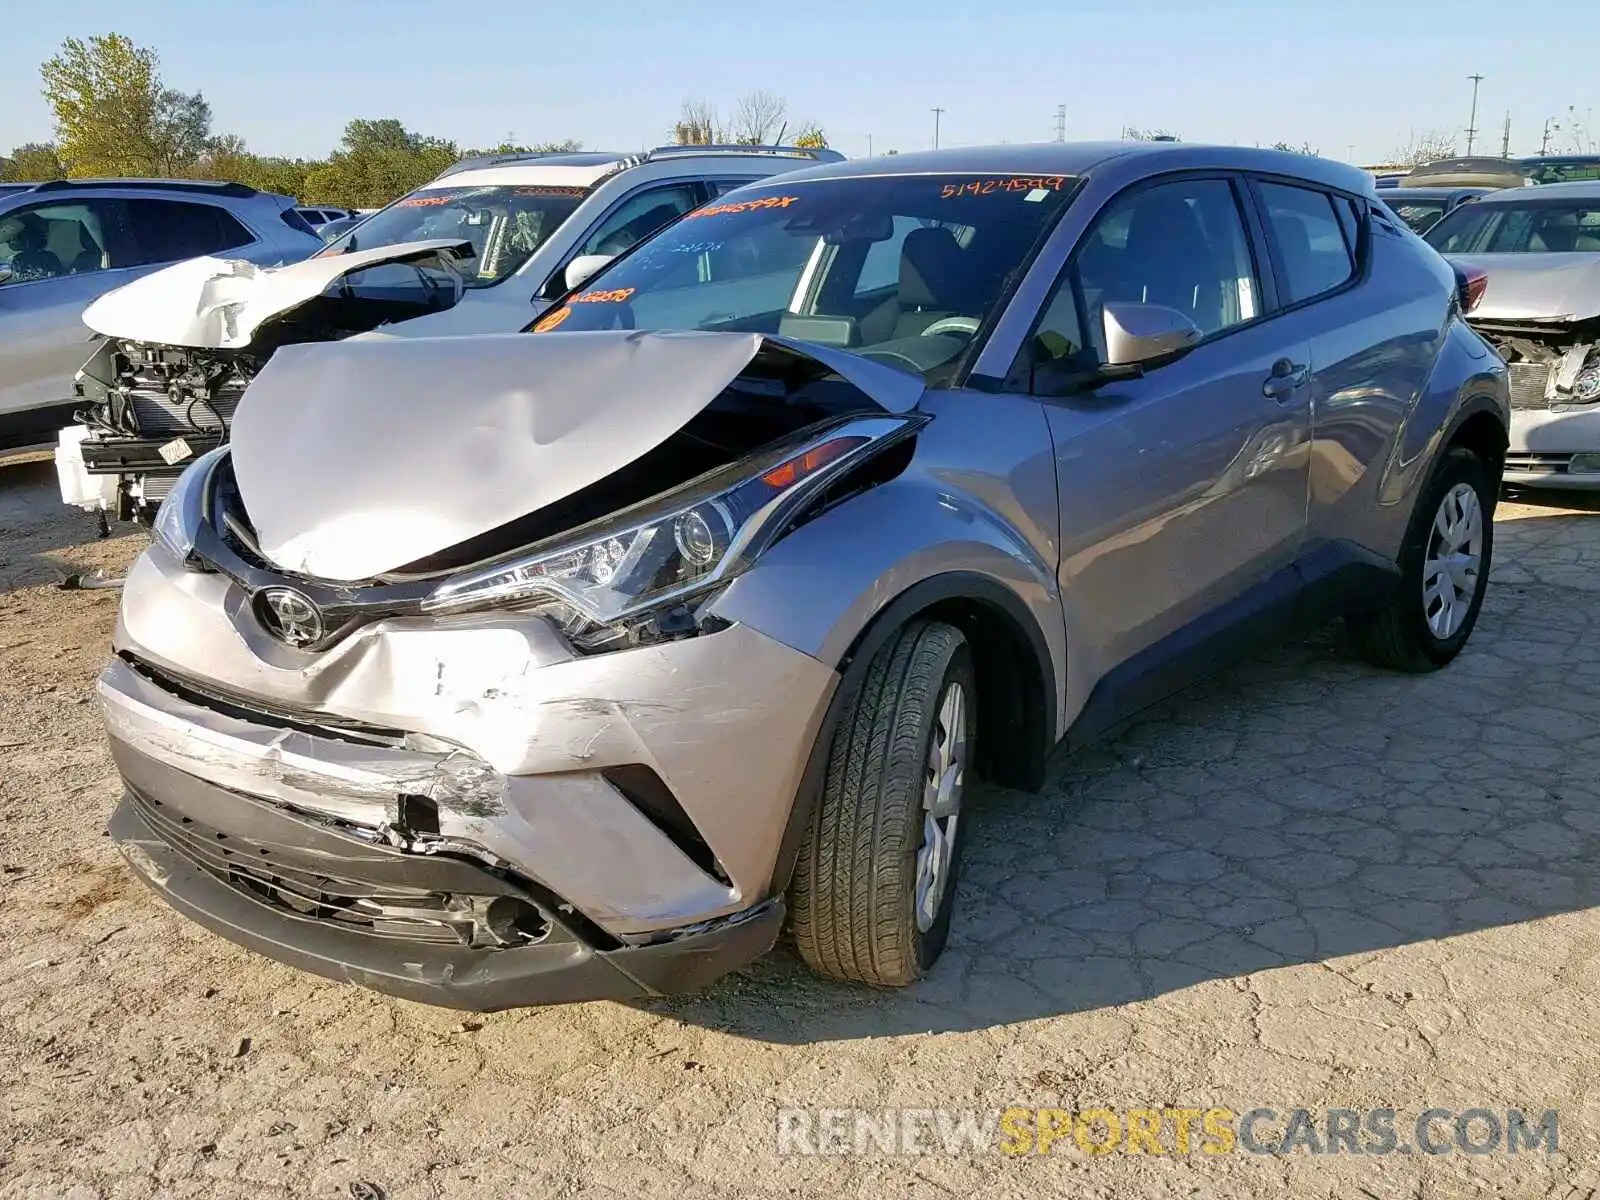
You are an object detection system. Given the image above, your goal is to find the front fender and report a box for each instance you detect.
[707,470,1068,737]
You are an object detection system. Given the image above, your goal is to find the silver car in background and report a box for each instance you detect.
[0,179,320,448]
[1424,180,1600,486]
[102,143,1508,1010]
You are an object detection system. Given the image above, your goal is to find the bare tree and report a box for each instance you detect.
[1270,140,1319,156]
[1559,106,1597,153]
[1389,128,1458,167]
[673,98,720,146]
[1124,127,1181,142]
[728,90,786,145]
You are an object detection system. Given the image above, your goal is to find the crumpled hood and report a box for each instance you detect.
[81,239,471,349]
[1449,252,1600,323]
[229,329,925,582]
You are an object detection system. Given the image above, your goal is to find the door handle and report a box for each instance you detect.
[1263,359,1310,401]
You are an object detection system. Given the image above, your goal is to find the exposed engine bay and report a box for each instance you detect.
[61,339,261,522]
[55,239,472,525]
[1477,318,1600,412]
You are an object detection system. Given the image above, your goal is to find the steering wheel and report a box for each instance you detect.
[919,315,981,338]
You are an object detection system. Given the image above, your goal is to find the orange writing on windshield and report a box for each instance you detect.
[532,306,572,332]
[396,193,459,207]
[940,176,1069,198]
[570,287,636,304]
[684,195,800,219]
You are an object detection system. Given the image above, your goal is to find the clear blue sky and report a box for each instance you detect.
[2,0,1592,164]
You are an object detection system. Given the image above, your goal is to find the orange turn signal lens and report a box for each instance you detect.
[760,437,867,489]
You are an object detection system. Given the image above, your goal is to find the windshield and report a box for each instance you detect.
[1521,158,1600,185]
[1424,198,1600,254]
[324,184,588,288]
[530,172,1077,380]
[1384,199,1448,234]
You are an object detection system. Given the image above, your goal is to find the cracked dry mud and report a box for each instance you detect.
[3,451,1600,1200]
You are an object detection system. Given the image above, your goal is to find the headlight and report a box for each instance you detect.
[152,447,230,562]
[423,415,919,648]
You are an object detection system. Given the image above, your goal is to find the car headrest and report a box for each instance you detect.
[898,226,966,310]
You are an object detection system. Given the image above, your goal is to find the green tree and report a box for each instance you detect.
[1,142,66,181]
[40,33,213,176]
[300,118,458,207]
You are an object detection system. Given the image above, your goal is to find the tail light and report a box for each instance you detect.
[1455,264,1488,314]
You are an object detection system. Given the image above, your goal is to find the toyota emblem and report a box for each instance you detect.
[256,587,325,647]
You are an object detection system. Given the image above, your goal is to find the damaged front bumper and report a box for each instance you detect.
[1506,404,1600,487]
[107,748,782,1011]
[102,542,838,1006]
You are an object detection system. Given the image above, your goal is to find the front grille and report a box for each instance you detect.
[129,790,548,948]
[1505,453,1571,475]
[121,652,407,747]
[1508,363,1551,411]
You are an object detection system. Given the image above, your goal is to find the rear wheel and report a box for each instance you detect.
[789,620,974,987]
[1351,446,1493,672]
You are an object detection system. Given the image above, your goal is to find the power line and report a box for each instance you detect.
[1465,73,1484,155]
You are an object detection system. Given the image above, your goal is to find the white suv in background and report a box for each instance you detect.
[0,179,320,447]
[59,145,842,523]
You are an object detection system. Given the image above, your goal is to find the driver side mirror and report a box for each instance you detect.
[564,253,614,292]
[1101,301,1201,366]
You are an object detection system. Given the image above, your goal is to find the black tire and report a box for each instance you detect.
[789,620,974,987]
[1352,446,1494,672]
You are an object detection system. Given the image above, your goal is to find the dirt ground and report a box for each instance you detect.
[3,450,1600,1200]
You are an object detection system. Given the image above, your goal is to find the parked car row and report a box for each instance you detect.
[50,143,845,521]
[72,141,1514,1009]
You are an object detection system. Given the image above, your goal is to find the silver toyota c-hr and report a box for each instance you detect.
[101,143,1510,1010]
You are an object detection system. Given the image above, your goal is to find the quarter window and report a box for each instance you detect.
[1258,182,1356,304]
[1074,177,1260,354]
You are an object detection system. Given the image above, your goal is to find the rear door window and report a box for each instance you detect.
[123,198,255,266]
[1257,182,1357,304]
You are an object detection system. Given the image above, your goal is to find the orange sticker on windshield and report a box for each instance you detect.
[684,195,800,219]
[570,287,635,304]
[532,306,572,332]
[940,176,1069,199]
[513,186,587,197]
[397,193,457,207]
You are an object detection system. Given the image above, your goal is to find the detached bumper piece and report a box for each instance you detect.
[108,741,781,1011]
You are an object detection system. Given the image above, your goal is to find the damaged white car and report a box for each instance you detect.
[1425,180,1600,486]
[55,144,839,524]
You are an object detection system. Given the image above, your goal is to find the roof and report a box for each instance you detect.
[430,144,844,185]
[745,141,1376,194]
[1466,178,1600,203]
[3,178,262,200]
[1381,187,1489,200]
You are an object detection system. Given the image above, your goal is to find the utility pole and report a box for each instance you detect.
[931,107,945,150]
[867,133,873,157]
[1501,111,1511,158]
[1465,73,1484,154]
[1348,143,1356,162]
[1054,105,1067,142]
[1541,117,1554,155]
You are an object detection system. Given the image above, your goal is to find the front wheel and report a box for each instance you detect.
[1351,446,1494,672]
[789,620,974,987]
